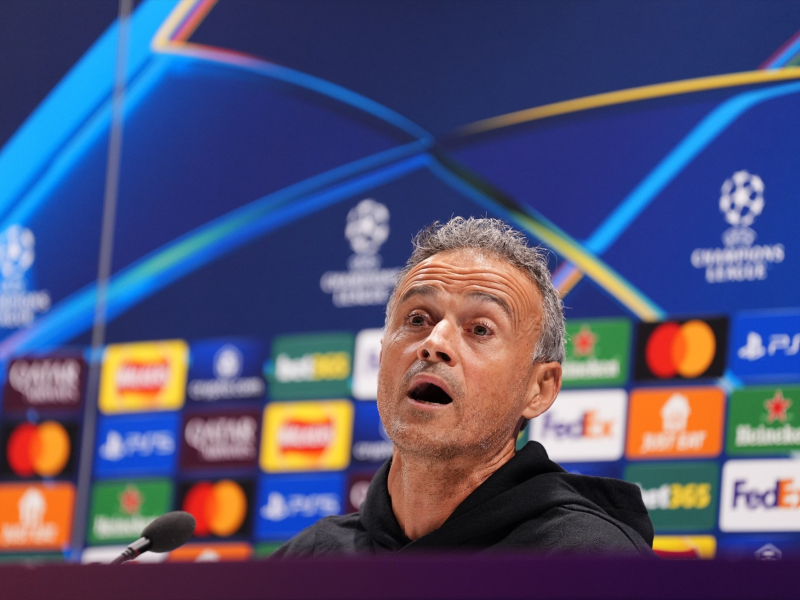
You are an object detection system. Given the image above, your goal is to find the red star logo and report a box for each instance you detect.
[119,485,142,515]
[573,325,598,357]
[765,390,792,423]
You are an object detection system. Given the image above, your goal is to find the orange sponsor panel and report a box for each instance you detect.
[168,542,252,562]
[0,482,74,550]
[626,387,725,459]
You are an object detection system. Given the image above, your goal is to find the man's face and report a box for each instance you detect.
[377,249,556,459]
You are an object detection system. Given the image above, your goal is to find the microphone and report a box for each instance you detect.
[110,511,196,565]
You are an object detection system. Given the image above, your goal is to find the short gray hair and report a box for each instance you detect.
[386,217,565,364]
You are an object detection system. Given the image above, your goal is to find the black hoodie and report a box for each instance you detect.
[272,441,655,557]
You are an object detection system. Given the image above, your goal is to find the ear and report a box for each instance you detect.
[521,362,562,420]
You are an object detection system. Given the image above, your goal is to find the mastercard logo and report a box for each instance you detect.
[6,421,71,477]
[182,480,247,537]
[636,318,727,381]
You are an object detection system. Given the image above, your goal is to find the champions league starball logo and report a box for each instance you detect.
[320,199,402,307]
[0,225,51,328]
[690,171,785,284]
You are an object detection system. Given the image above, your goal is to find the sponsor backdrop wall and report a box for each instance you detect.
[0,0,799,563]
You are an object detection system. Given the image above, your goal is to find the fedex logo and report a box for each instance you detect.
[530,389,626,462]
[720,459,800,531]
[732,479,800,509]
[540,411,613,439]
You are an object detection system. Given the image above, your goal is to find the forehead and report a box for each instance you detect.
[395,249,542,321]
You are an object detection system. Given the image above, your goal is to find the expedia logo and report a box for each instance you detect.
[720,459,800,532]
[261,401,353,472]
[99,340,188,414]
[531,390,626,462]
[634,317,727,381]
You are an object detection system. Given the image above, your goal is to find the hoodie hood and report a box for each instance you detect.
[360,441,653,553]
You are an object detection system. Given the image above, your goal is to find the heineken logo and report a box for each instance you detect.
[561,318,631,388]
[88,480,172,544]
[727,387,800,455]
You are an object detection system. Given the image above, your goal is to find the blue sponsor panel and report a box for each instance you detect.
[351,401,393,467]
[717,534,800,561]
[256,473,345,540]
[729,310,800,383]
[187,338,266,403]
[93,413,179,478]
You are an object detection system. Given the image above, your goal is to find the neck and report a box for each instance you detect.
[386,438,517,541]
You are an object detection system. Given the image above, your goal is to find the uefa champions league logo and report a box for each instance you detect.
[690,171,785,284]
[719,170,764,248]
[0,225,35,281]
[345,199,390,256]
[320,199,402,307]
[0,224,51,328]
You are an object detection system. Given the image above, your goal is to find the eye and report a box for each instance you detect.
[407,313,426,327]
[472,323,492,337]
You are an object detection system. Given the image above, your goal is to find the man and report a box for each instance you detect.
[274,217,653,556]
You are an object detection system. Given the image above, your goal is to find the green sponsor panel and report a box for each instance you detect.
[88,479,173,545]
[726,386,800,456]
[624,461,718,532]
[269,332,355,400]
[562,318,631,388]
[0,553,64,563]
[254,542,284,557]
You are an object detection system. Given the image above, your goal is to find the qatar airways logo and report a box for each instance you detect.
[531,389,626,462]
[720,459,800,531]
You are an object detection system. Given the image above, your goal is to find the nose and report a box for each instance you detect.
[417,320,456,365]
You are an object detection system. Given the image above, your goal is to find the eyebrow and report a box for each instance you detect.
[465,291,513,320]
[398,286,513,320]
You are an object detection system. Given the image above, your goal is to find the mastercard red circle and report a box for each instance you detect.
[645,320,716,379]
[182,480,247,537]
[7,421,70,477]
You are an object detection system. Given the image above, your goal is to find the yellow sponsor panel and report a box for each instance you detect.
[99,340,188,414]
[653,535,716,559]
[261,400,353,472]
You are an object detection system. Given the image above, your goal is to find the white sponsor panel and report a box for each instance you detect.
[720,459,800,532]
[530,389,627,462]
[352,328,383,400]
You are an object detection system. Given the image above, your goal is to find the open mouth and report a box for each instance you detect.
[408,382,453,405]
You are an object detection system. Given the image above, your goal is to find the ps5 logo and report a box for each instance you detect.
[738,332,800,362]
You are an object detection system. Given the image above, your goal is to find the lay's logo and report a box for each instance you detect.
[100,341,188,414]
[278,418,333,457]
[261,401,352,472]
[720,459,800,532]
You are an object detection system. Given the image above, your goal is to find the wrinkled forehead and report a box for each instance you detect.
[394,249,543,326]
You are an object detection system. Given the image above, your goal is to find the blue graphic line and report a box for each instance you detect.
[585,80,800,254]
[0,0,178,223]
[0,153,429,357]
[769,36,800,68]
[425,158,666,317]
[0,0,432,232]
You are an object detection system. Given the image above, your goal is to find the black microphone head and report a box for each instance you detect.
[141,511,196,553]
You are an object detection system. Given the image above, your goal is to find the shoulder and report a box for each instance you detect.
[270,513,366,558]
[499,505,655,557]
